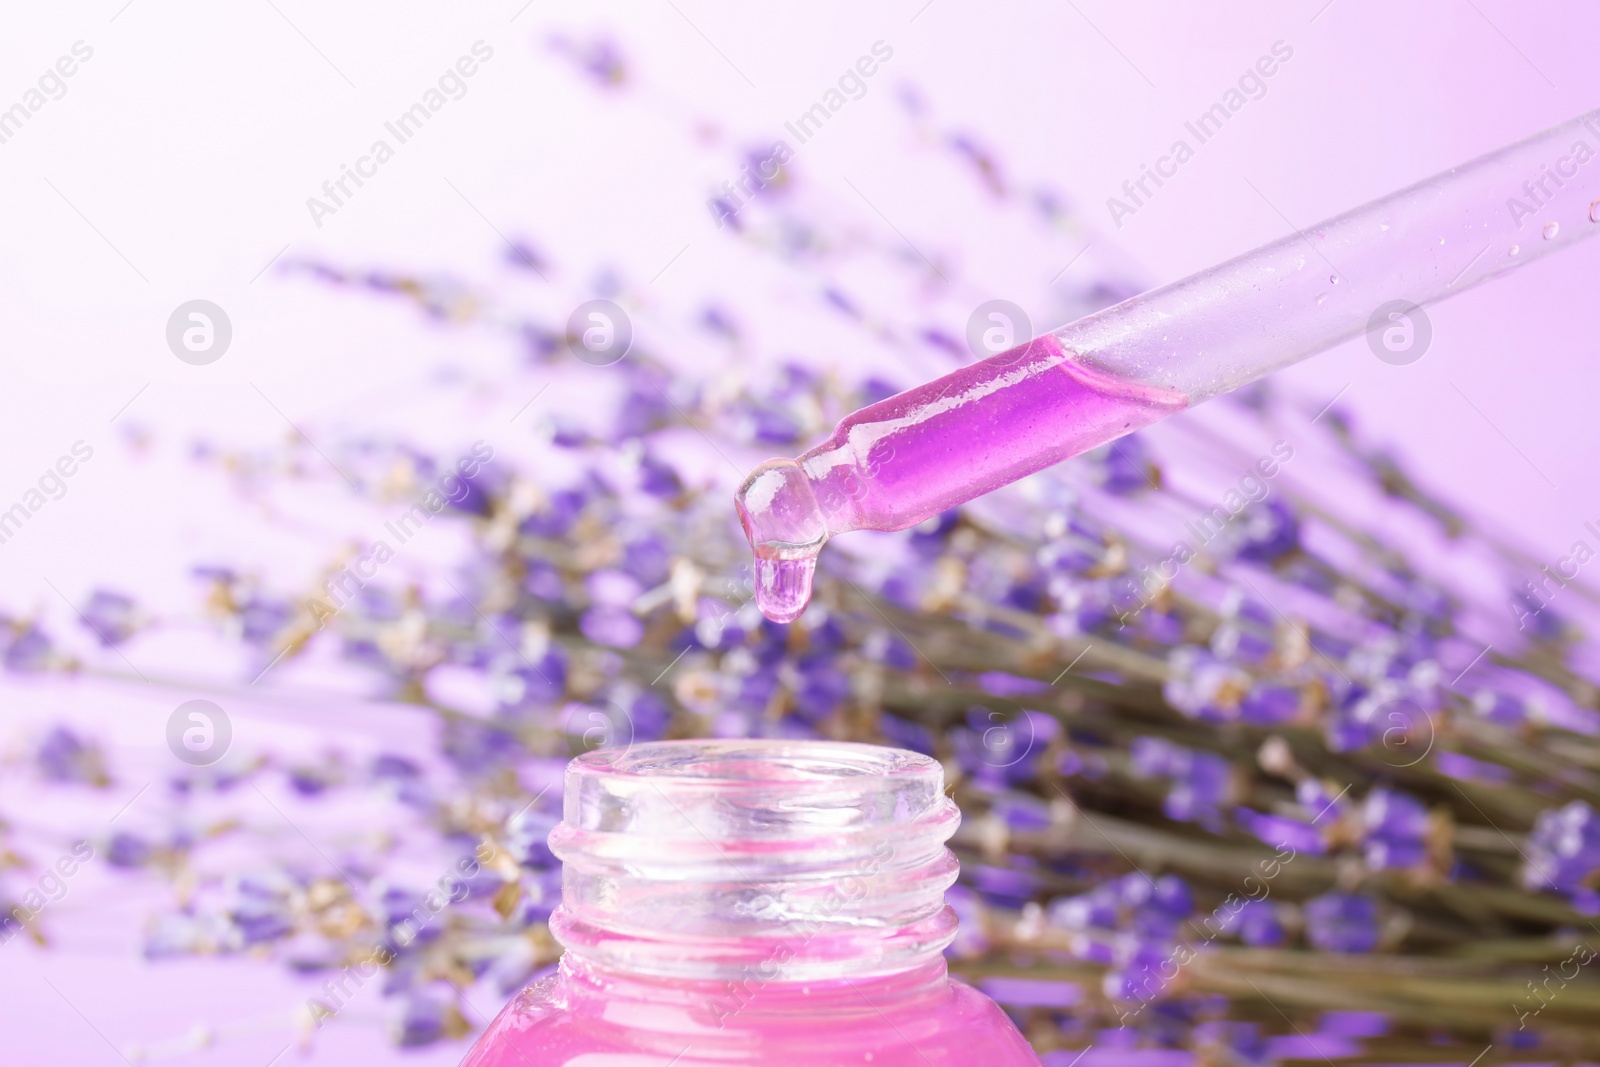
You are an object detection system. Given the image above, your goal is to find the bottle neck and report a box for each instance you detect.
[547,740,961,983]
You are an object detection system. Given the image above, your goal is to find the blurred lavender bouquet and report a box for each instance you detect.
[6,31,1600,1067]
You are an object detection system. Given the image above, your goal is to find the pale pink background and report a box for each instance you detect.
[1,1,1597,1063]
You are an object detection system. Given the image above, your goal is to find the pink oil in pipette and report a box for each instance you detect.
[736,334,1188,622]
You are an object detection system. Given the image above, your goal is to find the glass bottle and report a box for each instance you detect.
[461,739,1042,1065]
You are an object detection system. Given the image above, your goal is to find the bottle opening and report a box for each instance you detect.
[548,740,961,981]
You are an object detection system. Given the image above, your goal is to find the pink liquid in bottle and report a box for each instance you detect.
[460,740,1042,1066]
[735,334,1187,622]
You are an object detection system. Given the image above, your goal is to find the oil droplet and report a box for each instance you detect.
[1329,275,1340,285]
[1590,198,1600,223]
[753,555,818,623]
[1509,244,1520,256]
[1543,221,1560,240]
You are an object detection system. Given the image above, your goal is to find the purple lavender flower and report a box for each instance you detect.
[969,860,1041,909]
[106,831,152,869]
[523,487,587,539]
[790,656,851,724]
[1433,750,1511,785]
[1171,767,1229,826]
[1296,779,1348,825]
[2,618,54,672]
[1094,434,1155,496]
[730,401,803,446]
[972,672,1049,698]
[523,560,565,603]
[797,610,846,655]
[619,531,673,587]
[1319,1011,1388,1038]
[609,686,670,742]
[78,588,139,646]
[1361,787,1429,870]
[288,765,336,796]
[1104,940,1175,1003]
[919,327,964,360]
[1127,875,1194,940]
[1130,736,1231,827]
[861,630,917,671]
[1130,737,1184,778]
[392,992,455,1047]
[1210,622,1274,665]
[1524,800,1600,896]
[1036,515,1106,576]
[371,754,431,807]
[440,719,525,777]
[1163,648,1250,723]
[1230,498,1300,563]
[1343,686,1436,766]
[1048,872,1194,975]
[380,887,444,945]
[690,596,744,650]
[911,513,962,562]
[230,902,294,946]
[978,976,1082,1010]
[954,708,1050,783]
[36,726,102,784]
[822,287,859,318]
[879,713,936,755]
[1235,810,1324,855]
[548,33,626,87]
[1472,689,1526,727]
[545,417,591,448]
[497,648,567,712]
[614,372,678,438]
[746,615,790,667]
[1303,893,1378,953]
[502,238,549,276]
[1047,582,1114,638]
[1508,587,1565,642]
[1218,899,1284,946]
[1195,1020,1270,1067]
[1239,683,1300,725]
[372,753,420,780]
[1322,683,1376,753]
[1048,883,1120,933]
[632,452,684,498]
[991,792,1054,832]
[505,810,560,868]
[1002,572,1051,615]
[948,134,1006,196]
[579,607,644,648]
[516,866,564,924]
[856,376,901,406]
[237,596,293,645]
[698,304,738,340]
[731,664,777,711]
[445,472,494,517]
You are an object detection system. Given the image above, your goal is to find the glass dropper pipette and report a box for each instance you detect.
[736,108,1600,622]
